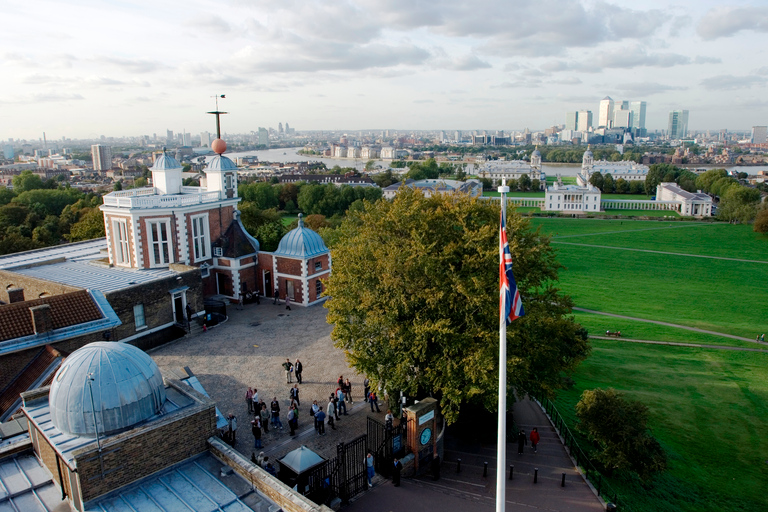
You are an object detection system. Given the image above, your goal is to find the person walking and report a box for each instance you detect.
[294,358,303,384]
[315,407,326,435]
[517,429,527,455]
[336,388,347,415]
[369,391,381,413]
[384,410,394,431]
[366,452,375,487]
[285,294,291,311]
[246,387,254,414]
[327,396,337,430]
[363,378,370,402]
[393,458,403,487]
[290,384,300,406]
[252,418,262,449]
[283,359,293,383]
[530,427,540,453]
[185,303,193,327]
[344,378,353,403]
[273,287,280,305]
[287,406,296,436]
[260,403,270,433]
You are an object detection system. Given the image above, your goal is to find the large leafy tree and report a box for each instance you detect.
[576,388,667,480]
[324,190,589,423]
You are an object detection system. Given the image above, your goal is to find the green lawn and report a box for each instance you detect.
[554,341,768,512]
[280,214,298,227]
[573,311,762,349]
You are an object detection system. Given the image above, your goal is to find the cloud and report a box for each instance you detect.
[492,79,542,89]
[0,93,85,105]
[184,14,232,34]
[94,56,167,74]
[597,46,690,68]
[697,7,768,40]
[447,54,491,71]
[413,99,434,103]
[550,77,582,85]
[700,74,767,91]
[615,82,687,96]
[693,55,722,65]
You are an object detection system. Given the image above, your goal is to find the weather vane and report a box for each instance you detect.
[207,94,227,139]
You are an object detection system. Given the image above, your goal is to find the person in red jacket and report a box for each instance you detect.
[530,428,540,453]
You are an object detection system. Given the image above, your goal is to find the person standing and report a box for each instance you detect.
[384,410,394,431]
[273,287,280,305]
[246,387,254,414]
[285,294,291,310]
[252,389,260,414]
[271,397,283,429]
[290,384,300,406]
[344,378,353,403]
[332,394,341,421]
[294,358,303,384]
[315,407,326,435]
[327,396,337,430]
[260,403,270,433]
[287,406,296,436]
[530,428,540,453]
[228,414,237,444]
[366,452,375,487]
[186,303,193,327]
[393,458,403,487]
[252,418,262,449]
[283,359,293,383]
[363,378,370,402]
[517,429,527,455]
[336,388,347,415]
[369,391,381,413]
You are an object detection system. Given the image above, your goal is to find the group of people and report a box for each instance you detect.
[517,427,541,454]
[756,333,765,342]
[283,358,304,384]
[272,288,292,310]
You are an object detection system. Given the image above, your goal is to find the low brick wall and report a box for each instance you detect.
[207,437,334,512]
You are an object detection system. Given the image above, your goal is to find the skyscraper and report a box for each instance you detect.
[598,96,614,128]
[577,111,593,132]
[258,127,269,147]
[668,110,689,139]
[565,112,578,131]
[182,131,191,146]
[629,101,647,136]
[613,109,632,129]
[751,126,767,144]
[91,144,112,171]
[166,130,173,146]
[2,144,13,160]
[278,122,284,135]
[200,131,211,148]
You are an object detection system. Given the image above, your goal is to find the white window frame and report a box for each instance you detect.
[314,261,322,272]
[113,219,130,266]
[190,213,210,262]
[146,219,172,267]
[134,304,146,330]
[316,280,323,296]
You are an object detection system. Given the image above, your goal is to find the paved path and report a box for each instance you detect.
[573,307,765,345]
[590,336,768,352]
[551,241,768,265]
[346,398,604,512]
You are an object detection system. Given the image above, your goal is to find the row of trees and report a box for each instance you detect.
[694,168,763,223]
[588,173,647,194]
[0,171,105,255]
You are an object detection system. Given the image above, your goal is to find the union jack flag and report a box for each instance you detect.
[500,210,524,324]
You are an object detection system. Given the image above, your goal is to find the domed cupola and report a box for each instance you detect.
[204,138,238,199]
[274,214,329,259]
[582,144,594,168]
[49,342,166,437]
[530,146,542,168]
[151,148,183,195]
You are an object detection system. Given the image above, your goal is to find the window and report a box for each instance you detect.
[134,304,146,329]
[214,247,223,257]
[113,219,130,266]
[147,219,172,267]
[316,280,323,296]
[315,261,322,272]
[191,214,209,261]
[200,263,210,278]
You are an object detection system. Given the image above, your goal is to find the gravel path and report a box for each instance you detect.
[590,336,768,352]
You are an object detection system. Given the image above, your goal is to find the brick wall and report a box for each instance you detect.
[0,270,81,303]
[276,257,302,276]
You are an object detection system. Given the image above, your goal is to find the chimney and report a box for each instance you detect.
[30,304,53,334]
[7,288,25,303]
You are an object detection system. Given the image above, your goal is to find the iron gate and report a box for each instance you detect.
[303,434,368,506]
[366,416,407,478]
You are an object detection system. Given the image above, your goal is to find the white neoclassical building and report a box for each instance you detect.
[474,148,546,190]
[655,182,712,217]
[543,182,602,213]
[577,146,649,186]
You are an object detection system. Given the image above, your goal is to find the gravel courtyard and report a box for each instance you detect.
[149,300,384,462]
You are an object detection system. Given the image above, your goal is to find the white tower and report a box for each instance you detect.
[151,149,183,195]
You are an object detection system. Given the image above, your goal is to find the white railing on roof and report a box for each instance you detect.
[181,185,208,193]
[103,190,222,208]
[109,187,158,197]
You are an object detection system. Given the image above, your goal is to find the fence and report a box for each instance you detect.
[536,396,631,512]
[302,434,368,506]
[366,416,407,478]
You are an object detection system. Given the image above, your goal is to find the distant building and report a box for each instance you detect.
[475,150,546,189]
[577,110,593,132]
[598,96,614,128]
[258,127,269,147]
[656,182,712,217]
[613,109,632,129]
[91,144,112,171]
[751,126,767,144]
[668,110,689,139]
[2,144,13,160]
[544,182,602,213]
[565,112,578,131]
[630,101,647,136]
[279,174,376,187]
[200,131,211,147]
[577,146,649,186]
[382,179,482,200]
[182,131,191,146]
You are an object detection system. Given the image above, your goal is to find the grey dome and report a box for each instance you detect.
[274,214,329,259]
[206,155,238,172]
[49,342,166,436]
[531,149,541,157]
[152,152,182,171]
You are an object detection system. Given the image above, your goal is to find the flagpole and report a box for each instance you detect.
[497,184,509,512]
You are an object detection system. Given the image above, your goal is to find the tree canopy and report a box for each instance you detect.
[324,190,589,424]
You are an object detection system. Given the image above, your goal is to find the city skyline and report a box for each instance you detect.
[2,0,767,139]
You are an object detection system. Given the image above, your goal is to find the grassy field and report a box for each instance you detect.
[280,214,298,227]
[572,311,762,349]
[553,341,768,512]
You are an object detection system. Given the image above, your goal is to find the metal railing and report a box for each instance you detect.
[535,396,631,512]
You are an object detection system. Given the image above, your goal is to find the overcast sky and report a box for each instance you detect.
[2,0,767,140]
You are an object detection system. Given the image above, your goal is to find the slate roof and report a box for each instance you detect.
[0,345,63,422]
[217,216,259,258]
[0,290,103,342]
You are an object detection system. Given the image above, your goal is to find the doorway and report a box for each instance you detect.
[287,280,295,301]
[264,271,272,298]
[172,292,185,325]
[217,272,231,296]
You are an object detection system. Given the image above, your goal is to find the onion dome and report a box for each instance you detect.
[531,148,541,158]
[583,144,593,159]
[49,342,166,436]
[274,214,329,259]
